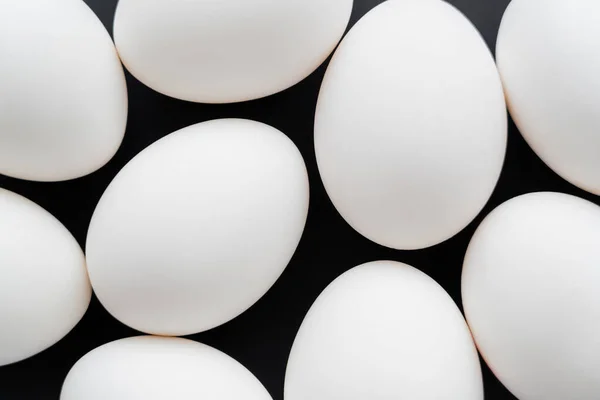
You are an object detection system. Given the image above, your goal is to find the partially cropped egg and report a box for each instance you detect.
[285,261,483,400]
[86,119,309,336]
[463,192,600,400]
[0,0,127,182]
[0,189,91,366]
[113,0,353,103]
[60,336,272,400]
[315,0,506,250]
[497,0,600,195]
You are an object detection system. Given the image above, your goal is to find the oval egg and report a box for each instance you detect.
[60,336,272,400]
[113,0,353,103]
[0,0,128,182]
[315,0,507,250]
[285,261,483,400]
[497,0,600,195]
[463,192,600,400]
[86,119,309,336]
[0,189,91,366]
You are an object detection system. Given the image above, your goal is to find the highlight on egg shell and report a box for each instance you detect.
[496,0,600,196]
[285,260,484,400]
[462,192,600,400]
[315,0,507,250]
[0,189,91,366]
[85,119,309,336]
[0,0,128,182]
[60,336,273,400]
[113,0,353,103]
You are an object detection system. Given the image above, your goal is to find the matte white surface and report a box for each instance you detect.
[463,192,600,400]
[315,0,507,250]
[113,0,353,103]
[60,336,272,400]
[285,261,483,400]
[497,0,600,195]
[0,0,128,182]
[0,189,91,366]
[86,119,309,336]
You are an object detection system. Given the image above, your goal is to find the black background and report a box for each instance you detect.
[1,1,598,399]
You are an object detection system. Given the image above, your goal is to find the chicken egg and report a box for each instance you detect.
[113,0,353,103]
[285,261,483,400]
[315,0,507,250]
[497,0,600,195]
[86,119,309,336]
[0,189,91,366]
[0,0,128,182]
[60,336,272,400]
[463,192,600,400]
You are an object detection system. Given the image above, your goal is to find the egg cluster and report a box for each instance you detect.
[0,0,599,399]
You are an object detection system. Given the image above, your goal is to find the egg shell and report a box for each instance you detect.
[0,189,91,366]
[315,0,507,250]
[285,261,483,400]
[113,0,353,103]
[0,0,128,182]
[86,119,309,336]
[497,0,600,195]
[462,192,600,400]
[60,336,272,400]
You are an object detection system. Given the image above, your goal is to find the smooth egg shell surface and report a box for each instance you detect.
[463,192,600,400]
[60,336,272,400]
[285,261,483,400]
[0,189,91,366]
[0,0,128,182]
[86,119,309,336]
[315,0,507,250]
[113,0,353,103]
[497,0,600,195]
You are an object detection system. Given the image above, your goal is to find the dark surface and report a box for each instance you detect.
[1,1,598,399]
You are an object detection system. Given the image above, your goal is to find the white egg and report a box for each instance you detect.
[497,0,600,196]
[86,119,309,336]
[113,0,352,103]
[60,336,272,400]
[0,189,91,366]
[0,0,128,182]
[285,261,483,400]
[315,0,507,250]
[462,192,600,400]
